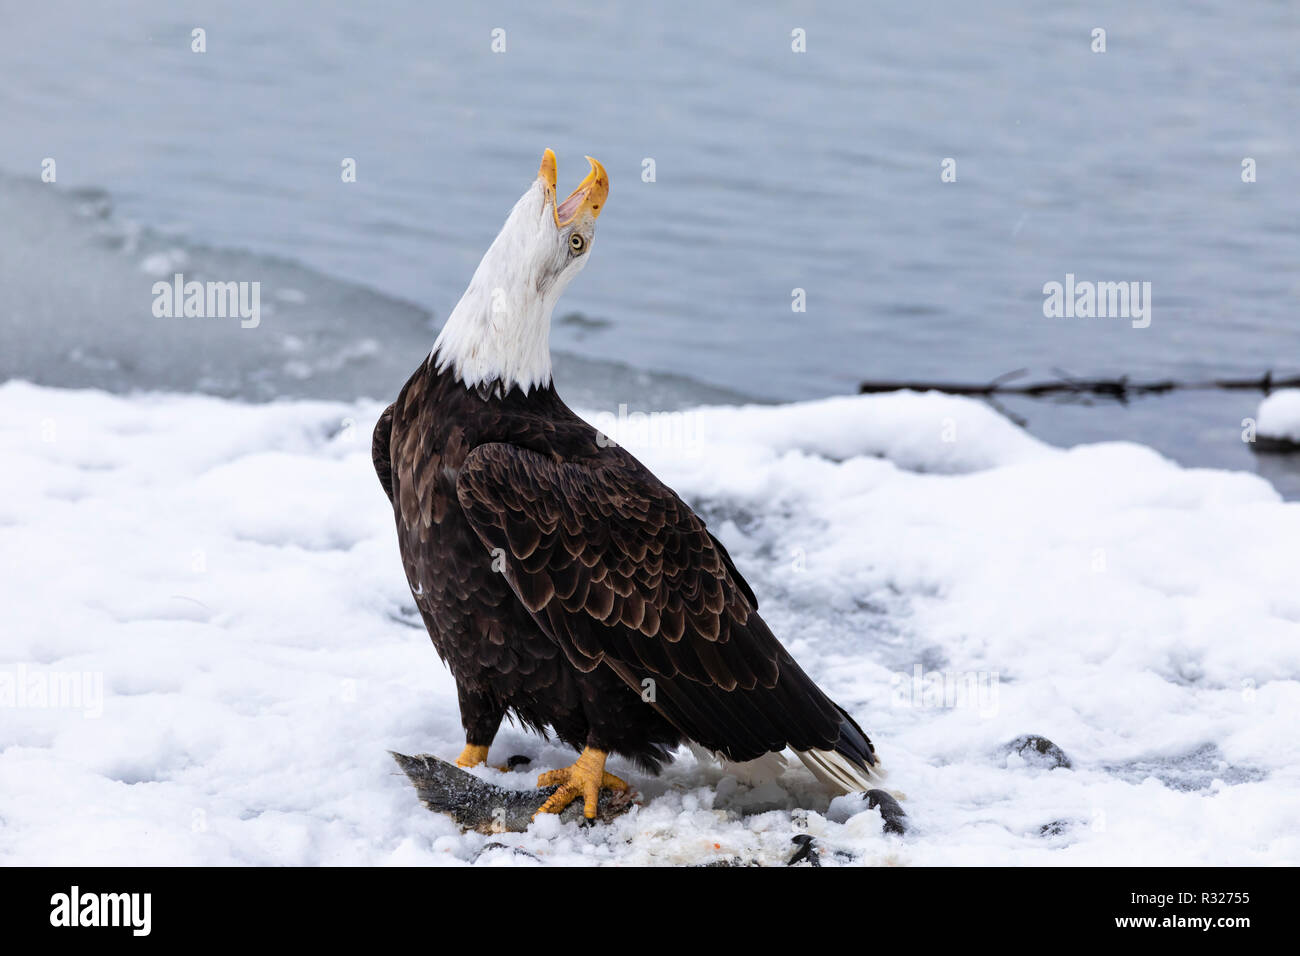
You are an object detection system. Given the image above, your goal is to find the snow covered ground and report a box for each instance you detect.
[1,381,1297,866]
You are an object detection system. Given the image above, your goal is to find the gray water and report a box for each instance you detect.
[2,0,1297,492]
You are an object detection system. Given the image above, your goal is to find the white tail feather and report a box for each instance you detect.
[794,748,882,794]
[688,744,881,795]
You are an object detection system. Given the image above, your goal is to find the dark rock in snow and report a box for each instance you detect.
[1006,734,1072,769]
[865,788,909,835]
[787,834,822,866]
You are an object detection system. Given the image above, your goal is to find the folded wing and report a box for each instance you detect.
[455,441,876,774]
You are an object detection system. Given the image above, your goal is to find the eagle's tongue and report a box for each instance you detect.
[554,156,608,226]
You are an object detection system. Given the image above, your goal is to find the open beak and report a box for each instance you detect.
[538,148,608,228]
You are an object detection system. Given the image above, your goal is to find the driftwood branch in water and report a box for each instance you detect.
[859,369,1300,404]
[390,751,635,832]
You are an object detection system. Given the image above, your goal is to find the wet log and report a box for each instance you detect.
[1253,436,1300,454]
[859,369,1300,403]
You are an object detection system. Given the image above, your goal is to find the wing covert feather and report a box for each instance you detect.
[456,441,868,765]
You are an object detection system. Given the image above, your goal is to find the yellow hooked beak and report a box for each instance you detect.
[538,148,608,228]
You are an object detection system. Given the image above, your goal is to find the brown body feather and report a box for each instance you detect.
[374,358,876,775]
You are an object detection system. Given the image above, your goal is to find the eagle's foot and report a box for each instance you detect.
[454,743,491,768]
[533,747,628,819]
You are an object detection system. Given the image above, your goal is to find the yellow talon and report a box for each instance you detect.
[533,747,628,820]
[455,743,491,768]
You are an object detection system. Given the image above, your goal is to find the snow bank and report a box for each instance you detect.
[1257,389,1300,445]
[1,381,1297,866]
[588,391,1052,475]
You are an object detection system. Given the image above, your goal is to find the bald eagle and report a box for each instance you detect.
[373,150,879,818]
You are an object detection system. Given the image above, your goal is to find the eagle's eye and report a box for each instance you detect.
[568,233,587,255]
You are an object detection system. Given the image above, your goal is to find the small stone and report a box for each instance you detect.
[1006,734,1072,769]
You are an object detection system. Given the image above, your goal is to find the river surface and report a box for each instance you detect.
[1,0,1296,492]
